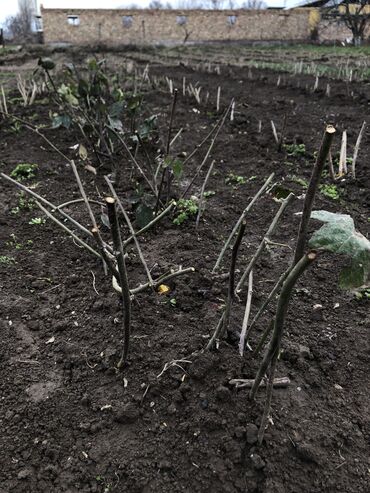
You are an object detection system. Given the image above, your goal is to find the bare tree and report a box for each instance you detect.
[241,0,267,9]
[323,0,370,46]
[6,0,34,42]
[149,0,173,8]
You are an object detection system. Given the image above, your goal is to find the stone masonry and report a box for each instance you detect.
[40,8,359,46]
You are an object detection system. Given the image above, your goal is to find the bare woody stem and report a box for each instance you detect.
[104,176,154,287]
[257,351,278,445]
[106,197,131,368]
[107,125,159,199]
[91,227,119,282]
[195,159,215,230]
[293,125,335,265]
[247,268,290,336]
[250,251,317,400]
[123,200,176,247]
[206,220,246,350]
[112,266,195,295]
[236,192,294,293]
[166,88,178,156]
[1,172,93,240]
[181,98,233,199]
[34,200,100,259]
[212,172,275,272]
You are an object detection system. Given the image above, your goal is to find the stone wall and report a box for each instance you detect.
[41,8,369,45]
[41,8,313,45]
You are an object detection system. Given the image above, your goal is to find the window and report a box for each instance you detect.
[227,15,237,26]
[34,15,43,32]
[176,16,187,26]
[122,16,133,28]
[67,15,80,26]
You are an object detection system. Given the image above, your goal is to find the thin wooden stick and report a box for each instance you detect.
[328,151,336,181]
[181,99,233,199]
[229,376,290,389]
[247,268,290,336]
[338,130,347,176]
[106,197,131,368]
[91,227,119,282]
[56,198,103,210]
[104,176,154,287]
[239,270,253,357]
[216,86,221,112]
[271,120,279,145]
[236,193,294,292]
[257,352,278,445]
[250,252,316,400]
[112,266,195,295]
[166,89,178,156]
[195,159,215,229]
[34,201,100,259]
[206,220,246,350]
[212,173,275,272]
[352,121,366,179]
[170,127,183,147]
[1,86,8,115]
[70,160,98,228]
[123,200,176,247]
[1,172,93,240]
[293,125,335,265]
[107,125,158,198]
[182,108,228,167]
[135,130,155,177]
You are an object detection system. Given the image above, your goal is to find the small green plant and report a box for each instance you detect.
[284,143,306,156]
[225,172,246,186]
[10,163,38,181]
[0,256,15,265]
[28,217,45,225]
[320,184,340,200]
[6,234,33,250]
[6,234,22,250]
[11,192,35,214]
[204,190,216,198]
[173,198,198,225]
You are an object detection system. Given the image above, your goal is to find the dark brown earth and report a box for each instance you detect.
[0,49,369,493]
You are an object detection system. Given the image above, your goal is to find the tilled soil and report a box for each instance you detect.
[0,51,369,493]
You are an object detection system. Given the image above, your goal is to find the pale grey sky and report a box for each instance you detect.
[0,0,301,27]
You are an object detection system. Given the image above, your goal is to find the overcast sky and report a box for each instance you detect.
[0,0,300,27]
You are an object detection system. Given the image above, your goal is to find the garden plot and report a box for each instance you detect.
[0,47,369,493]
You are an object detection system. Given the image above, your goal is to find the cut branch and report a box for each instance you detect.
[106,197,131,368]
[212,173,275,272]
[293,125,335,265]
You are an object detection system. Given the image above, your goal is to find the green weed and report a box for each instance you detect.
[225,172,246,186]
[284,143,306,157]
[0,256,15,265]
[10,163,38,181]
[320,184,340,200]
[28,217,45,225]
[173,198,198,225]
